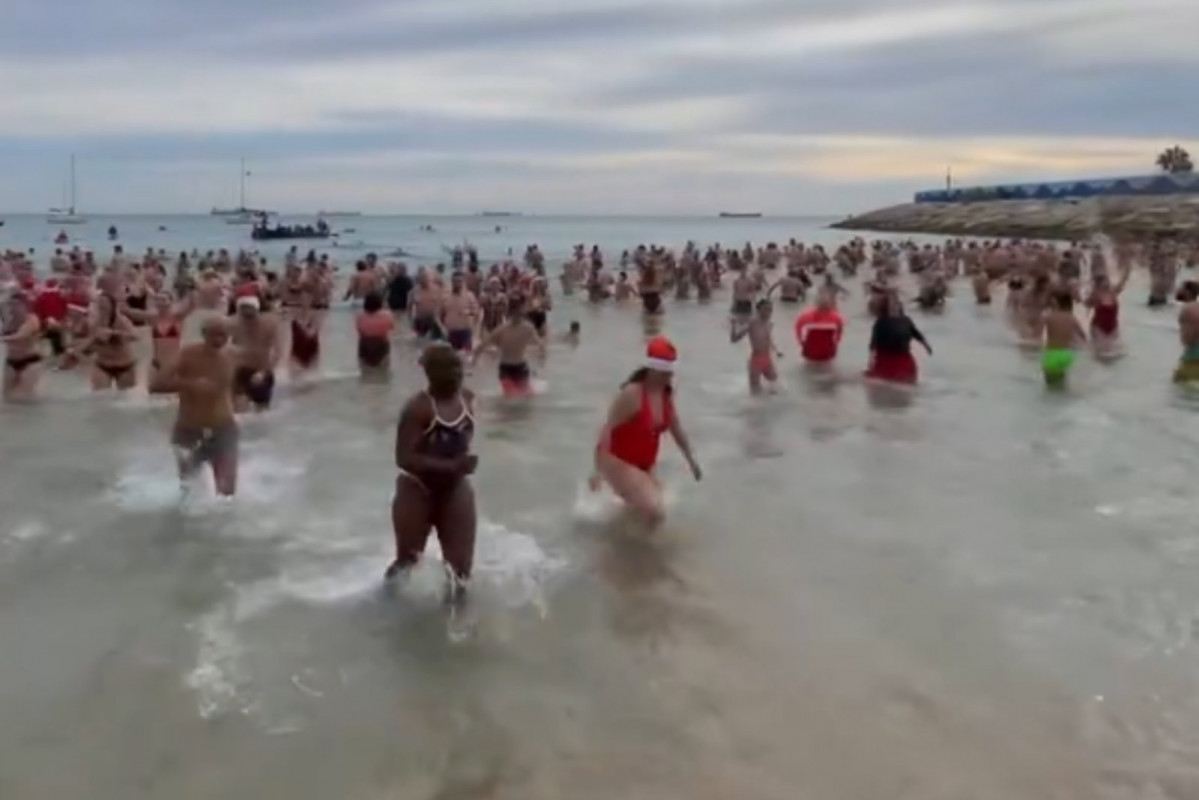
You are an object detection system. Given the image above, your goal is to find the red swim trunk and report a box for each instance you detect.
[866,351,918,384]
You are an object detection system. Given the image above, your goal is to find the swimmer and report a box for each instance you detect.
[865,292,932,385]
[2,290,44,402]
[356,290,394,374]
[230,294,279,412]
[472,296,545,397]
[1084,262,1131,358]
[288,293,322,375]
[1042,289,1086,389]
[590,337,702,527]
[387,344,477,596]
[561,320,581,347]
[442,272,479,354]
[89,291,140,391]
[732,298,783,394]
[151,317,239,496]
[794,287,844,365]
[1173,281,1199,383]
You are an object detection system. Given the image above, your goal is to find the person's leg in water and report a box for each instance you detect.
[748,352,777,395]
[597,451,665,527]
[387,476,433,579]
[434,481,477,604]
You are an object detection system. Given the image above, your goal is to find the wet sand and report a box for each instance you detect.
[3,222,1199,798]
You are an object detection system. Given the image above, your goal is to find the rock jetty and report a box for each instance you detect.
[830,195,1199,240]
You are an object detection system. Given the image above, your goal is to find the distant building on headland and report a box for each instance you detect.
[915,172,1199,204]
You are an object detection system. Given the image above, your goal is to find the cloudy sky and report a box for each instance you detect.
[2,0,1196,215]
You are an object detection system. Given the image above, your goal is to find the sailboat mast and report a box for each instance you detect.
[69,154,77,214]
[239,159,246,210]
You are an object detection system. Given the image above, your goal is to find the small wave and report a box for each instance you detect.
[185,608,253,720]
[107,445,309,514]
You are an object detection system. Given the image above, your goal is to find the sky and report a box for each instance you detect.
[2,0,1197,215]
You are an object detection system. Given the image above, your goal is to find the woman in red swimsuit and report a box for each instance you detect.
[289,292,322,376]
[1084,262,1131,357]
[590,336,702,526]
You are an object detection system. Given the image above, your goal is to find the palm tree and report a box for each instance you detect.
[1155,146,1194,174]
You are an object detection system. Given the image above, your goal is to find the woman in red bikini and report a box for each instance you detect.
[590,336,702,526]
[124,291,191,382]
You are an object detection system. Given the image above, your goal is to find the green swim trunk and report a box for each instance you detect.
[1174,360,1199,384]
[1042,348,1075,381]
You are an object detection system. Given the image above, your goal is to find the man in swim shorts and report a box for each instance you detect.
[1173,281,1199,383]
[151,317,239,495]
[230,294,279,411]
[442,272,479,353]
[472,296,545,396]
[1042,289,1086,388]
[732,298,782,394]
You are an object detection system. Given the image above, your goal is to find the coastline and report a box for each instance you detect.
[829,195,1199,240]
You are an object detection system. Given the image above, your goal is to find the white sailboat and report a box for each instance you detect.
[211,159,267,224]
[47,155,86,225]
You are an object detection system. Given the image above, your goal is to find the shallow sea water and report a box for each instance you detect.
[2,215,1199,799]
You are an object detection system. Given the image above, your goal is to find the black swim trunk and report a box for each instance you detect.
[412,315,442,340]
[641,292,662,315]
[172,423,238,468]
[43,328,66,356]
[526,309,547,334]
[5,353,42,373]
[233,366,275,409]
[498,361,531,387]
[1148,295,1169,307]
[732,298,753,315]
[447,328,473,352]
[779,296,801,304]
[358,336,390,368]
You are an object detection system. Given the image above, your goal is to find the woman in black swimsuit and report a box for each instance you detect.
[388,344,478,594]
[90,293,139,391]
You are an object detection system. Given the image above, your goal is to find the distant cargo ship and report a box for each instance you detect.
[319,210,362,217]
[479,211,522,217]
[718,212,763,218]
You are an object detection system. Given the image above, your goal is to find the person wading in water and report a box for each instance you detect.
[590,336,702,526]
[388,344,478,601]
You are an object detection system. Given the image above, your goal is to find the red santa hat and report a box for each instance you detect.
[644,336,678,373]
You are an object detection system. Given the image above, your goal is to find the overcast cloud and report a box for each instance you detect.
[1,0,1195,213]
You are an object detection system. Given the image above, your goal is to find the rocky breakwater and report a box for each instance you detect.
[830,195,1199,240]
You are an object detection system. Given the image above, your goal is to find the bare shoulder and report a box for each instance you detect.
[400,391,433,424]
[462,387,477,406]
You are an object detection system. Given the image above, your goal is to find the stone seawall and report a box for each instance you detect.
[830,195,1199,240]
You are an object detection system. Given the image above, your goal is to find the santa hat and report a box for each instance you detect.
[644,336,678,373]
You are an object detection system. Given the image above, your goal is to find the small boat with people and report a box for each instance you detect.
[718,212,763,218]
[251,217,330,241]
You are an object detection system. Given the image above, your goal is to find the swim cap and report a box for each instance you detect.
[236,283,260,299]
[645,336,677,373]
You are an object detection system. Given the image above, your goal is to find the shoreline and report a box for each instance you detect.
[829,195,1199,241]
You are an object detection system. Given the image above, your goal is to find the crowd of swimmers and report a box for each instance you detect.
[3,231,1199,601]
